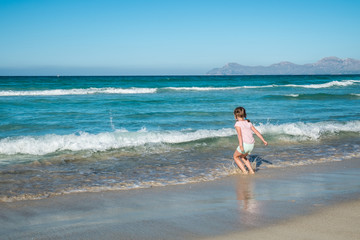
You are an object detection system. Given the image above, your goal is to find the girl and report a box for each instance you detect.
[233,107,267,174]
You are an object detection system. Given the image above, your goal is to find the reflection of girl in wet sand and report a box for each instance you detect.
[233,107,267,174]
[236,177,253,211]
[236,177,261,220]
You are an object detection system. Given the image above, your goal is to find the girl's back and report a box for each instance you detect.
[234,120,254,144]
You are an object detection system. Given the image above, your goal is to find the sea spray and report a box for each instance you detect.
[109,110,116,131]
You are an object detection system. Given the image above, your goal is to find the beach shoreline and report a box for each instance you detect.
[1,158,360,239]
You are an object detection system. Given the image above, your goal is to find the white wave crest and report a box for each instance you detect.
[283,80,360,89]
[0,87,157,96]
[0,128,235,155]
[243,85,275,88]
[164,86,243,91]
[164,80,360,91]
[257,120,360,140]
[163,80,360,91]
[1,79,358,97]
[1,121,360,156]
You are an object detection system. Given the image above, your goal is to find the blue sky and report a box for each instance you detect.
[0,0,359,75]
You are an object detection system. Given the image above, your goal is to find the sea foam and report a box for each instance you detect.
[283,80,360,89]
[0,121,359,156]
[164,86,242,91]
[257,120,360,140]
[0,87,157,96]
[0,128,235,155]
[1,80,358,97]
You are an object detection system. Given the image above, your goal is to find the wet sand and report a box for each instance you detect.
[1,158,360,240]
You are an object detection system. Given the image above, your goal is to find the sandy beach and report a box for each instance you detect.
[206,200,360,240]
[1,158,360,240]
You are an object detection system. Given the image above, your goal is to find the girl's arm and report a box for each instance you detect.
[235,126,245,152]
[251,126,268,146]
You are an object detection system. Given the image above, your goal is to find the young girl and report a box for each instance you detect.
[233,107,267,174]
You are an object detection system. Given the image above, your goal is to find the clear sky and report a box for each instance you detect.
[1,0,359,75]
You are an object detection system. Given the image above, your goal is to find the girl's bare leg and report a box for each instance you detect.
[233,150,248,174]
[241,154,255,174]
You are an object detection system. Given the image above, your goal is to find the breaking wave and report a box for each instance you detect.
[0,87,157,96]
[1,80,359,96]
[266,93,360,100]
[282,80,360,88]
[1,121,359,156]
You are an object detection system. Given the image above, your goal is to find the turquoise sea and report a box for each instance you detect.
[1,75,360,201]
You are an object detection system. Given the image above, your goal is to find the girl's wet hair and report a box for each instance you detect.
[234,107,250,122]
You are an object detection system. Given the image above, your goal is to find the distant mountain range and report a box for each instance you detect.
[206,57,360,75]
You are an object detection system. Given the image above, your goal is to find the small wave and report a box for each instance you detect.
[163,86,243,91]
[163,80,360,91]
[0,87,157,96]
[0,162,238,202]
[1,80,358,97]
[283,80,360,89]
[257,120,360,141]
[267,93,360,100]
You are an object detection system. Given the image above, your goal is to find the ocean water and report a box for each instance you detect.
[1,75,360,201]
